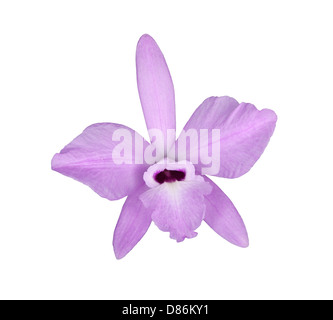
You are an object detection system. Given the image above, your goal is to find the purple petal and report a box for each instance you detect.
[113,184,152,259]
[51,123,149,200]
[140,176,212,242]
[203,176,249,247]
[178,96,277,178]
[136,34,176,155]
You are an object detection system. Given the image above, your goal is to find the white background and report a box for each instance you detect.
[1,1,332,300]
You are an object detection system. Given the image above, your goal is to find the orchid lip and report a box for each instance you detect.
[143,159,196,188]
[154,169,186,184]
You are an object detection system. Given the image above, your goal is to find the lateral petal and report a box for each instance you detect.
[177,96,277,178]
[52,123,149,200]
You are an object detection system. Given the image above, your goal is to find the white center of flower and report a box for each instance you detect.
[140,158,212,242]
[143,159,196,188]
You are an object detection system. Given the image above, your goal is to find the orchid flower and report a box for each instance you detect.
[51,34,277,259]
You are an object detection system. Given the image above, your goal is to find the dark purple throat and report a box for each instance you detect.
[154,169,186,184]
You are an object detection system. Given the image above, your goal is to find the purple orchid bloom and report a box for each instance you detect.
[51,34,277,259]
